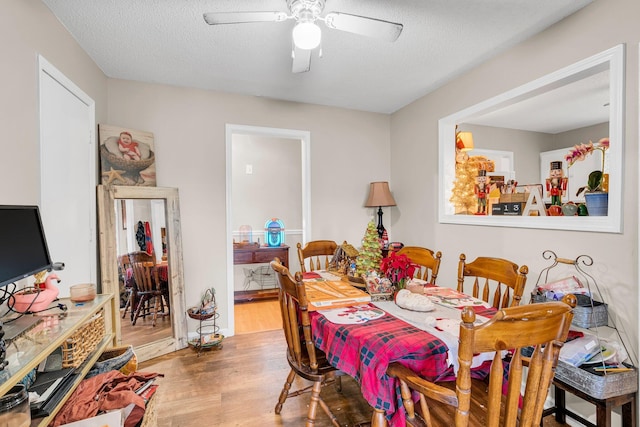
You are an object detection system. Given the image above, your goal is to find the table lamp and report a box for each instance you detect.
[365,181,397,238]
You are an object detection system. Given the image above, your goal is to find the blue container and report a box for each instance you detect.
[584,192,608,216]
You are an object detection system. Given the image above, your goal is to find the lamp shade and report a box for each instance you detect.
[292,22,321,50]
[456,131,474,151]
[365,182,397,207]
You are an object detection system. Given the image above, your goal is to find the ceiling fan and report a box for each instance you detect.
[203,0,403,73]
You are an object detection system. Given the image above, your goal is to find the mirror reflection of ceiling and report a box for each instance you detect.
[463,69,609,134]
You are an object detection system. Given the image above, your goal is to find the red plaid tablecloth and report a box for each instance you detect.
[311,302,496,426]
[311,307,450,426]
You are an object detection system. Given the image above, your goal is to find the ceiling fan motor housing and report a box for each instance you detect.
[288,0,325,21]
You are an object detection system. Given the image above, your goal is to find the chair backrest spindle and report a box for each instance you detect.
[297,240,338,273]
[396,246,442,285]
[457,253,528,309]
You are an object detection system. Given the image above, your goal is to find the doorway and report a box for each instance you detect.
[225,125,311,336]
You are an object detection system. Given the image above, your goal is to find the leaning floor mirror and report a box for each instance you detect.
[97,185,187,362]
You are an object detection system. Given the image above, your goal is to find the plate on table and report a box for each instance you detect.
[583,347,616,365]
[321,305,385,324]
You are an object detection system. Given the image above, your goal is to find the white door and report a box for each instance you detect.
[39,56,96,295]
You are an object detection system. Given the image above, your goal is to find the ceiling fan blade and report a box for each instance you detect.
[324,12,403,42]
[203,11,288,25]
[292,46,311,74]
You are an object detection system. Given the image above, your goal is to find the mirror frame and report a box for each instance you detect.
[97,184,188,361]
[439,44,625,233]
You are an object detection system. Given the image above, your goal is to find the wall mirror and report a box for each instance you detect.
[97,185,187,362]
[439,44,625,233]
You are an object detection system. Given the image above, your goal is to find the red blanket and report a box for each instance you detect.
[51,371,162,427]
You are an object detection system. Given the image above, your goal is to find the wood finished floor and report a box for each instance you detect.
[120,302,172,347]
[234,299,281,334]
[138,300,570,426]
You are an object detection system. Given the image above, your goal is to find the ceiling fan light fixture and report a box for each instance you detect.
[292,21,321,50]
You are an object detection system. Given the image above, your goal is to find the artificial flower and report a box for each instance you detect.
[379,252,417,284]
[566,137,610,196]
[564,137,609,170]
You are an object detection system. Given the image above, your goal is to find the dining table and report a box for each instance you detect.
[306,277,498,427]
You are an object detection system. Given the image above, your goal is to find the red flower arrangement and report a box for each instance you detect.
[380,252,417,290]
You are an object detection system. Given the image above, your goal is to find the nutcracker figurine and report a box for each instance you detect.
[475,169,489,215]
[546,161,568,206]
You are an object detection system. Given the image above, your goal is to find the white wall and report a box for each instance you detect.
[460,124,552,184]
[231,134,302,235]
[391,0,638,422]
[0,0,108,205]
[106,79,391,331]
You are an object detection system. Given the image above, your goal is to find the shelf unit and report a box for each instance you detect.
[0,294,114,426]
[187,289,222,356]
[533,251,638,427]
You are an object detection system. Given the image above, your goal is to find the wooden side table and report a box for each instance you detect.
[543,377,637,427]
[233,244,289,267]
[233,245,289,302]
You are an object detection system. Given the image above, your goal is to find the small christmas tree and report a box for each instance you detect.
[450,158,479,214]
[356,221,383,277]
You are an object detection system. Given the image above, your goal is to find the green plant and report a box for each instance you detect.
[576,170,604,197]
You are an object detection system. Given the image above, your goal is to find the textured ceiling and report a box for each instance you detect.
[42,0,592,114]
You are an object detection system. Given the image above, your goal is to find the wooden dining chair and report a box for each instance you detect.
[118,254,134,320]
[387,294,576,427]
[120,251,157,320]
[457,254,528,309]
[130,260,164,326]
[297,240,338,272]
[396,246,443,285]
[270,258,342,427]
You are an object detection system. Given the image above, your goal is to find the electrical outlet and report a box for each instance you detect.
[245,164,253,174]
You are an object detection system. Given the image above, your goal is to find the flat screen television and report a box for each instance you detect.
[0,205,53,288]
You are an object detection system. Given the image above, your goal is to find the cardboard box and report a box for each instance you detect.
[305,281,371,310]
[499,193,529,203]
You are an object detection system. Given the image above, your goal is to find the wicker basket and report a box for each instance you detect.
[140,392,158,427]
[61,309,106,368]
[87,345,137,378]
[100,144,155,172]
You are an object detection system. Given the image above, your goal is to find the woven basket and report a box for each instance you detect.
[140,392,158,427]
[100,144,155,172]
[87,345,137,378]
[187,306,217,320]
[61,309,106,368]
